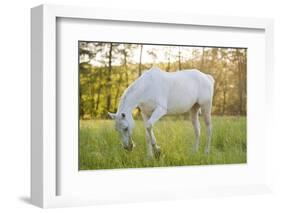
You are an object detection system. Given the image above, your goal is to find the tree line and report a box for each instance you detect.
[79,42,247,119]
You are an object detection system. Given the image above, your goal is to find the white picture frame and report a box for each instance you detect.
[31,4,274,208]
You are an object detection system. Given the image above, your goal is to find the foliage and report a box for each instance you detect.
[79,42,247,119]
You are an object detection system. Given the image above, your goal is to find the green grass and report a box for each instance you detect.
[79,116,246,170]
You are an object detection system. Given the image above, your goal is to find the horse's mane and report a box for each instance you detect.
[117,73,146,114]
[117,67,163,114]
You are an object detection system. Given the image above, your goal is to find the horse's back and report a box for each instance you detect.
[173,69,214,84]
[144,68,213,83]
[178,69,215,106]
[138,68,214,114]
[165,69,208,113]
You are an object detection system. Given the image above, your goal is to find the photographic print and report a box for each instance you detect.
[79,42,247,170]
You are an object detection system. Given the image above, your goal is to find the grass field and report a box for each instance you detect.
[79,116,246,170]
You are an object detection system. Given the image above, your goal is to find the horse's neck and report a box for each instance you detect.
[117,83,140,115]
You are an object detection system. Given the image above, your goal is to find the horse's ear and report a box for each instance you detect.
[108,112,116,119]
[121,113,126,119]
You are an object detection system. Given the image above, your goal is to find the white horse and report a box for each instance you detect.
[108,67,215,158]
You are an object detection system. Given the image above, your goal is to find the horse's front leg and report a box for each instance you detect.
[141,112,153,158]
[150,129,161,158]
[146,106,167,158]
[144,128,159,158]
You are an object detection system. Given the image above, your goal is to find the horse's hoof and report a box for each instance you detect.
[124,141,135,152]
[153,146,161,159]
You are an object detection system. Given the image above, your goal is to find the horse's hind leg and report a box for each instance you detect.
[191,104,201,152]
[201,104,212,154]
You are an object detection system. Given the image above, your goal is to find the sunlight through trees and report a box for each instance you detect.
[79,42,247,119]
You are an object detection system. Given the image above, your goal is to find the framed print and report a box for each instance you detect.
[31,4,274,208]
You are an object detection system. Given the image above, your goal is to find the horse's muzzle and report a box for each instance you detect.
[123,140,135,152]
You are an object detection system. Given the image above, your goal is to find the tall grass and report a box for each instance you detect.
[79,116,246,170]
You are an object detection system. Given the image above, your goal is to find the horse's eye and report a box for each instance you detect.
[124,127,128,131]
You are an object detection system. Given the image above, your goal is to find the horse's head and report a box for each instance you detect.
[108,112,135,151]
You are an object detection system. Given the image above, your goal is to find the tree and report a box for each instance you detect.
[113,44,136,110]
[147,48,158,67]
[105,43,113,112]
[138,45,143,76]
[200,47,205,70]
[178,46,182,70]
[79,42,247,119]
[235,49,247,115]
[79,42,103,119]
[119,44,136,87]
[164,47,172,72]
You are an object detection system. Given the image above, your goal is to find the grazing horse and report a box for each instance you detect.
[108,67,215,158]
